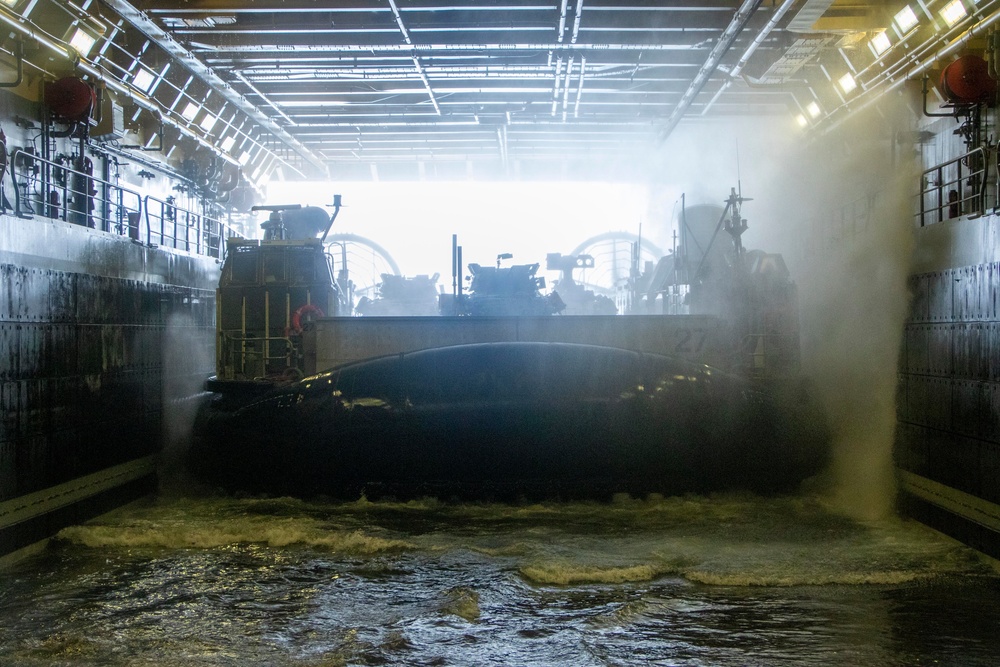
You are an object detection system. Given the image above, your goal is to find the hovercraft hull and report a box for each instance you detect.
[189,342,829,500]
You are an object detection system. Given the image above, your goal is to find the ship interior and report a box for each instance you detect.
[0,0,999,586]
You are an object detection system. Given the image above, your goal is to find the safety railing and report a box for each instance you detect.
[8,149,241,260]
[10,148,142,237]
[217,332,298,382]
[144,195,237,260]
[919,146,988,226]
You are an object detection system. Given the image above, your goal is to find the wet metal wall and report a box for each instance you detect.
[0,213,218,559]
[897,213,1000,558]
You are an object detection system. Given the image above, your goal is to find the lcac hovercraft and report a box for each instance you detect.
[190,188,830,501]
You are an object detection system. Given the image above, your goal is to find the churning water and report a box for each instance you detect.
[1,492,998,666]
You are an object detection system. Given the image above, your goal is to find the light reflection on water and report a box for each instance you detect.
[1,493,998,666]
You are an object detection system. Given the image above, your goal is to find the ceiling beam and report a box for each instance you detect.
[102,0,329,174]
[659,0,763,142]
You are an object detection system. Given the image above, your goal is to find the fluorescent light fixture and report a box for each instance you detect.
[870,31,892,56]
[238,152,251,166]
[894,6,919,33]
[795,114,808,128]
[181,102,199,122]
[940,0,967,27]
[220,136,236,152]
[67,27,98,56]
[199,113,218,132]
[0,0,21,7]
[838,72,857,94]
[806,101,821,118]
[132,69,155,93]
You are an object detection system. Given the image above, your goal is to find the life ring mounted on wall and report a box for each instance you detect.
[290,303,324,334]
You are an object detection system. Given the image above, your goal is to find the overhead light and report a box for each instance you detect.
[67,27,98,57]
[870,31,892,56]
[131,69,156,93]
[940,0,967,27]
[199,113,218,132]
[894,6,919,33]
[181,102,199,122]
[795,114,808,128]
[238,152,251,166]
[221,136,236,152]
[838,72,858,94]
[0,0,21,7]
[806,101,821,118]
[65,17,106,58]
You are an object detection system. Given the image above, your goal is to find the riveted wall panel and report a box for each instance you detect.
[904,324,928,373]
[905,374,930,427]
[900,220,1000,557]
[927,324,952,375]
[954,267,974,321]
[0,213,219,550]
[952,380,986,438]
[986,263,996,319]
[908,274,929,322]
[928,270,954,321]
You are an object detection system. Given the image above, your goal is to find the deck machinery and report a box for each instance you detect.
[207,199,345,394]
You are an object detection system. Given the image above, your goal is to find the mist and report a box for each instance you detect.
[751,104,916,521]
[160,312,215,496]
[266,106,917,519]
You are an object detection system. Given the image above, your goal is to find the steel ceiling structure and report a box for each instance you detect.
[137,0,799,175]
[2,0,996,181]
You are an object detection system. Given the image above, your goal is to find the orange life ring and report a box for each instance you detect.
[290,303,324,333]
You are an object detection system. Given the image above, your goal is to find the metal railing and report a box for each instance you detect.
[144,195,236,260]
[919,146,988,226]
[11,148,141,237]
[9,149,241,260]
[217,332,297,382]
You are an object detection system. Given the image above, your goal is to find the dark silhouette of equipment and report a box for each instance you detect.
[546,253,617,315]
[208,197,343,393]
[441,257,564,316]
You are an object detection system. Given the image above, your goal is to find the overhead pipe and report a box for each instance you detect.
[101,0,327,173]
[821,7,1000,135]
[571,0,585,44]
[232,71,297,127]
[243,62,644,82]
[730,0,797,79]
[0,38,24,88]
[659,0,763,142]
[0,7,242,167]
[573,56,587,118]
[550,56,563,116]
[702,0,797,116]
[561,56,574,120]
[386,0,441,116]
[194,42,715,54]
[848,0,1000,88]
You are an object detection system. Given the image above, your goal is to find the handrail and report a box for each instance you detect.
[143,194,239,260]
[9,148,241,260]
[919,146,989,227]
[10,148,142,237]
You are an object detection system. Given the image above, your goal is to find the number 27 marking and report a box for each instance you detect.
[675,328,709,353]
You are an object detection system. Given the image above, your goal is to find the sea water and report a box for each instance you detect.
[0,492,998,666]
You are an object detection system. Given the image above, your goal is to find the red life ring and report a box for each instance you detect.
[290,303,324,333]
